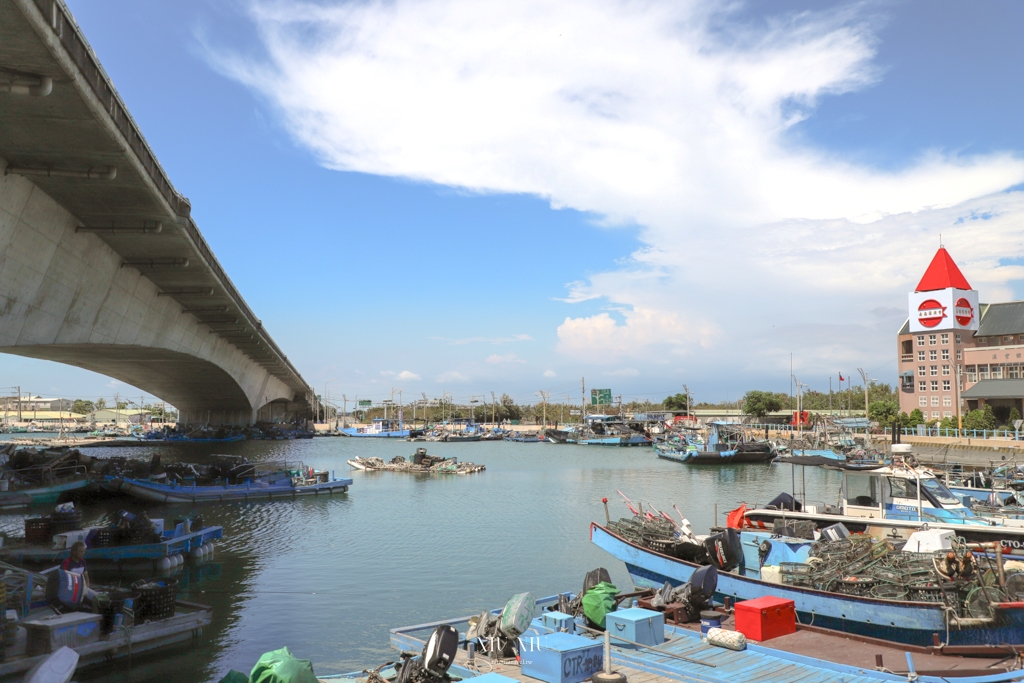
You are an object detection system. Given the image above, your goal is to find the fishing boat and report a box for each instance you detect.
[592,515,1024,649]
[0,561,212,680]
[505,431,541,442]
[0,520,222,572]
[341,418,410,438]
[654,422,775,464]
[112,461,352,503]
[347,449,485,474]
[571,415,652,446]
[743,448,1024,551]
[385,588,1024,683]
[0,446,92,505]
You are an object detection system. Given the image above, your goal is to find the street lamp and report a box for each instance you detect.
[323,379,338,424]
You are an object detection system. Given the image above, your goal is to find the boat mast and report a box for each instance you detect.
[581,377,586,426]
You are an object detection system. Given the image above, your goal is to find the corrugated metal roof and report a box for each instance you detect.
[898,318,909,335]
[977,301,1024,336]
[962,379,1024,399]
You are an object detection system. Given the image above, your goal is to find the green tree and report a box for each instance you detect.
[95,397,107,410]
[868,399,900,424]
[1010,407,1022,429]
[909,408,924,425]
[963,408,996,431]
[663,393,689,411]
[897,411,911,428]
[71,399,94,415]
[741,390,784,419]
[499,393,522,421]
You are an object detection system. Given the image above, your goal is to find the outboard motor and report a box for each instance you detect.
[395,624,459,683]
[703,528,742,572]
[650,566,719,622]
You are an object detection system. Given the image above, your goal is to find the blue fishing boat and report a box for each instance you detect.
[592,521,1024,649]
[0,446,91,504]
[341,418,410,438]
[654,422,775,463]
[0,523,222,570]
[388,590,1024,682]
[571,415,652,447]
[112,462,351,503]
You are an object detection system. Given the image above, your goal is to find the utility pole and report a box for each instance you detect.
[536,391,550,427]
[581,378,586,425]
[682,384,691,421]
[857,368,870,447]
[491,391,496,426]
[15,386,21,423]
[955,365,964,435]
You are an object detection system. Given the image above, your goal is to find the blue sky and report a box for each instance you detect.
[5,0,1024,408]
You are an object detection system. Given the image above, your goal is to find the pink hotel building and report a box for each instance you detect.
[896,248,1024,421]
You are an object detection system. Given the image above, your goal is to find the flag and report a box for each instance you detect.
[839,373,845,382]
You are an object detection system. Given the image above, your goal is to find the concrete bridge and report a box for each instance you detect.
[0,0,313,425]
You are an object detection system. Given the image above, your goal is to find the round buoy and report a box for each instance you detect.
[592,672,627,683]
[204,542,214,557]
[156,557,171,571]
[172,553,183,567]
[190,547,203,560]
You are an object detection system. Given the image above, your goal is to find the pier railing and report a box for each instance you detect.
[739,422,1024,442]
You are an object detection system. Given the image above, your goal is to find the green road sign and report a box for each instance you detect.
[358,400,372,407]
[591,389,612,405]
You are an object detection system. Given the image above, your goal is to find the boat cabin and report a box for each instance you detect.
[841,464,973,522]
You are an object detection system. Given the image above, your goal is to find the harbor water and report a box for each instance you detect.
[0,438,839,682]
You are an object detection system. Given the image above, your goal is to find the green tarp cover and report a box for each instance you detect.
[250,647,318,683]
[581,581,618,629]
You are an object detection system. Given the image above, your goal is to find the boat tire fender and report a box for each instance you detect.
[592,672,627,683]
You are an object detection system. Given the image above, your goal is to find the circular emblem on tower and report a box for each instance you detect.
[917,299,947,328]
[955,297,974,326]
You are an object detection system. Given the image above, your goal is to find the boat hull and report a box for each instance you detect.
[655,448,775,464]
[116,477,352,503]
[2,478,90,504]
[591,523,1024,647]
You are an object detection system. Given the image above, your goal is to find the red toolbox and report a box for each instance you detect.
[734,596,796,641]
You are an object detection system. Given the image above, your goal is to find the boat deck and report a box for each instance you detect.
[388,595,1024,683]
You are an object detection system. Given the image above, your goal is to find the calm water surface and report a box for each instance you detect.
[0,438,840,682]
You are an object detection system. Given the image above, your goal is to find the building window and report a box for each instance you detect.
[929,334,937,345]
[918,365,926,375]
[942,380,951,392]
[943,394,951,405]
[941,348,949,360]
[956,334,962,344]
[918,351,925,361]
[930,365,938,376]
[993,365,1004,379]
[919,396,927,407]
[979,337,988,346]
[943,411,952,418]
[929,350,937,360]
[1011,366,1021,379]
[917,335,925,346]
[941,333,949,344]
[931,380,939,391]
[931,396,939,406]
[919,381,927,392]
[931,411,941,419]
[980,364,990,380]
[1005,336,1015,344]
[966,365,977,382]
[942,365,950,376]
[957,349,962,360]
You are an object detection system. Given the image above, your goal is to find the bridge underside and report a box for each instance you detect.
[4,345,252,413]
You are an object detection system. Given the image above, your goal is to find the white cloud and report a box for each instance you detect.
[214,0,1024,387]
[543,370,556,378]
[486,353,527,365]
[380,370,422,381]
[436,371,470,383]
[604,368,640,377]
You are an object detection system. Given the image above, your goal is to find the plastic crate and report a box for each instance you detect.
[133,579,178,622]
[49,512,82,536]
[24,518,51,545]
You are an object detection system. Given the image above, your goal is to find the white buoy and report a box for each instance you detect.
[156,557,171,571]
[190,547,203,560]
[204,542,214,557]
[172,553,183,567]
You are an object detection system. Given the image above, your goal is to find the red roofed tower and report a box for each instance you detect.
[908,248,978,333]
[916,247,972,292]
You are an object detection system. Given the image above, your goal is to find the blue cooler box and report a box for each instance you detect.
[541,611,575,633]
[520,632,603,683]
[605,607,664,648]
